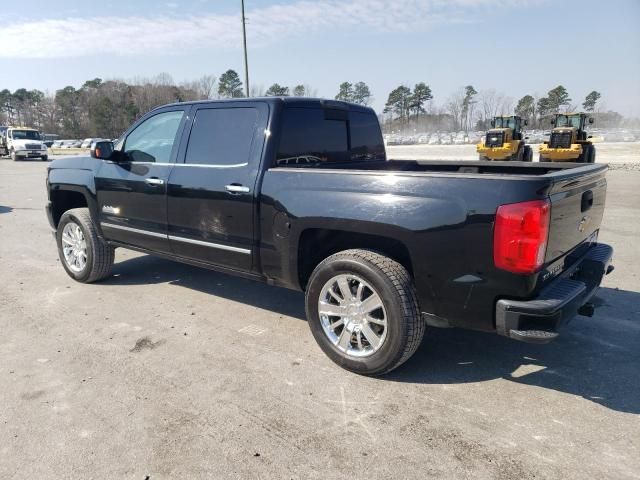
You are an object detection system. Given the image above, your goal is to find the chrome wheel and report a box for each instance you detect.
[318,274,388,358]
[61,222,88,273]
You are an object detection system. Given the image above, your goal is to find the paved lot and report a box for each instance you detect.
[388,141,640,165]
[0,158,639,479]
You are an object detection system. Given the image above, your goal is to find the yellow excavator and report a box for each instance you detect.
[477,116,532,161]
[539,113,595,163]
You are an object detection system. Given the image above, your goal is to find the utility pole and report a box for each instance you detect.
[241,0,250,97]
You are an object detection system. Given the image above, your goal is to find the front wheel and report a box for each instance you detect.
[523,146,533,162]
[57,208,115,283]
[305,249,425,375]
[41,155,48,162]
[10,149,18,161]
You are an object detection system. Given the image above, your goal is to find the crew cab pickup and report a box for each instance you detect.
[46,98,614,375]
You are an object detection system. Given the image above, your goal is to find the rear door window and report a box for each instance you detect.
[185,107,259,166]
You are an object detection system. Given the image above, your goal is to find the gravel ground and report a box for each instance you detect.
[0,158,639,479]
[387,142,640,169]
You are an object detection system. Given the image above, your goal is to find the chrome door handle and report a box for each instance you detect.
[145,178,164,186]
[225,184,250,193]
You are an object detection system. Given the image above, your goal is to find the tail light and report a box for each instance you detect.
[494,199,551,274]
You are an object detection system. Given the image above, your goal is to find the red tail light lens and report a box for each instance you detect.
[494,199,551,274]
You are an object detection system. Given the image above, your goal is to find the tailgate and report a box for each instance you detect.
[546,167,607,263]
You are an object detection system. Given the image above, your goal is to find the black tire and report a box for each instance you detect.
[589,144,596,163]
[305,249,425,375]
[523,146,533,162]
[578,144,588,163]
[10,149,18,161]
[57,208,115,283]
[41,155,48,162]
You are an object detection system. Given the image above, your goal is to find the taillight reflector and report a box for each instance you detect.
[494,199,551,274]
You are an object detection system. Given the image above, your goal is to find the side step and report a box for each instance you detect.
[508,329,559,344]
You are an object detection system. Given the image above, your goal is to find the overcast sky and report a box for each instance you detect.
[1,0,639,115]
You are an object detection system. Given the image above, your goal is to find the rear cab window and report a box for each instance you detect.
[276,107,385,167]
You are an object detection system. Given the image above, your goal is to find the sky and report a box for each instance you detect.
[1,0,639,116]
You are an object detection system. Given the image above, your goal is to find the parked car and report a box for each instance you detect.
[81,138,103,149]
[45,97,614,375]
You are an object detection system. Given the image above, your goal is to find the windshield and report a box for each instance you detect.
[11,130,41,140]
[555,115,582,128]
[494,117,516,129]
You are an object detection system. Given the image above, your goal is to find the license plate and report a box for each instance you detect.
[30,151,40,155]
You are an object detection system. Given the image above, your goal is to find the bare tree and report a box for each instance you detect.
[446,88,465,131]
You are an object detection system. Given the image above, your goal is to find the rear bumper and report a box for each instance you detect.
[495,243,613,344]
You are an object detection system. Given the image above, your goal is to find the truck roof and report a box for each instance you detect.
[157,97,375,114]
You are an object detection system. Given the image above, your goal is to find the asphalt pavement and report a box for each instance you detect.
[0,158,638,479]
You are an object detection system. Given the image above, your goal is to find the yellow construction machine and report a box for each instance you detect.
[477,116,532,161]
[539,113,595,163]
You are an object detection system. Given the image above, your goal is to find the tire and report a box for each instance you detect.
[523,146,533,162]
[305,249,425,375]
[578,144,592,163]
[589,144,596,163]
[56,208,115,283]
[10,149,18,161]
[41,155,48,162]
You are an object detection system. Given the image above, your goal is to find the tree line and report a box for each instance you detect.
[382,83,615,133]
[0,70,631,139]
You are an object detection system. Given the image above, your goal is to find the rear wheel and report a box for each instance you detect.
[523,146,533,162]
[57,208,114,283]
[305,249,425,375]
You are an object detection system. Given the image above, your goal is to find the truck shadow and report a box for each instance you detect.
[391,287,640,414]
[105,255,639,414]
[105,254,307,320]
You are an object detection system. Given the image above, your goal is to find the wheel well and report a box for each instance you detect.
[50,190,88,227]
[297,228,413,289]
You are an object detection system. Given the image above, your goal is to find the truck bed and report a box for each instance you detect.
[277,159,607,178]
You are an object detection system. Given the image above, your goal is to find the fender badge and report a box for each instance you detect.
[102,205,120,215]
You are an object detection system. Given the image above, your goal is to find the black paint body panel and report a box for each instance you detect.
[46,97,611,333]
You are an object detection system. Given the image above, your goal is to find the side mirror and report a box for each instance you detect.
[524,120,528,126]
[91,141,115,160]
[589,117,594,124]
[524,136,530,140]
[490,120,495,127]
[588,135,593,139]
[550,119,556,126]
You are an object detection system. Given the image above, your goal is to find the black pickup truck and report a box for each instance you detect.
[46,97,614,375]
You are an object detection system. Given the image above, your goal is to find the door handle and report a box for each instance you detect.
[225,184,250,194]
[145,178,164,186]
